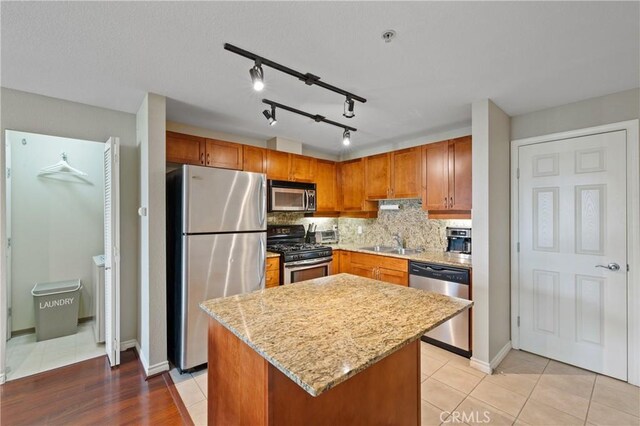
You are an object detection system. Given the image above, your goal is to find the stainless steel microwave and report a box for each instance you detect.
[268,180,316,212]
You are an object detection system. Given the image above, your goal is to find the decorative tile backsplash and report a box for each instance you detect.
[268,199,471,251]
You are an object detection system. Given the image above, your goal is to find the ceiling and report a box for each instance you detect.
[1,2,638,154]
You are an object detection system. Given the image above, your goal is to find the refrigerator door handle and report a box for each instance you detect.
[258,177,266,228]
[259,237,266,286]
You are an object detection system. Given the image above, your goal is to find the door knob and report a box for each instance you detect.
[596,263,621,272]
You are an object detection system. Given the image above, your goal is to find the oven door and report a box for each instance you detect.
[269,187,307,212]
[283,256,333,284]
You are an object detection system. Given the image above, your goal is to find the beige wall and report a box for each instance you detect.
[471,99,511,370]
[511,88,640,140]
[138,94,168,374]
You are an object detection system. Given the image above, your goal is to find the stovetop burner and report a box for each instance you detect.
[267,225,333,262]
[268,243,329,253]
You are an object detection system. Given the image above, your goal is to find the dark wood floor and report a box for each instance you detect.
[0,349,190,426]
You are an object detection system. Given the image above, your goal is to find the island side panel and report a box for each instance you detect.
[208,319,268,425]
[267,340,420,426]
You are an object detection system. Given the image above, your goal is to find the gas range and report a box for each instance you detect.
[267,225,333,263]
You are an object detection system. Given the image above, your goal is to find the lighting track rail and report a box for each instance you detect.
[225,43,367,104]
[262,99,357,132]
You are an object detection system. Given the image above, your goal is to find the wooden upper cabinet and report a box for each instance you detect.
[391,147,421,199]
[339,159,367,211]
[449,136,472,210]
[364,153,391,200]
[422,141,449,211]
[205,139,243,170]
[289,154,317,183]
[166,131,204,165]
[316,159,338,212]
[243,145,267,174]
[422,136,472,214]
[266,150,291,181]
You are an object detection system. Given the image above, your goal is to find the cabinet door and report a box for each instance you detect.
[331,250,341,275]
[316,160,338,212]
[205,139,243,170]
[243,145,267,174]
[449,136,472,210]
[378,268,408,286]
[266,257,280,288]
[266,150,291,181]
[364,153,391,200]
[349,264,376,280]
[339,159,366,211]
[289,154,317,182]
[391,147,421,199]
[338,250,350,274]
[166,131,204,165]
[422,142,449,211]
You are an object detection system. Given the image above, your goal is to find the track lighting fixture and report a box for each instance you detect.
[262,99,356,148]
[343,97,355,118]
[249,60,264,91]
[226,43,366,104]
[342,129,351,146]
[263,105,277,126]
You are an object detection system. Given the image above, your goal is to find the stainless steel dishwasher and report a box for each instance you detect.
[409,261,471,357]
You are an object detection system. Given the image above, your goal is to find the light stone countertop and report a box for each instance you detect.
[200,273,472,397]
[329,244,472,269]
[266,251,280,258]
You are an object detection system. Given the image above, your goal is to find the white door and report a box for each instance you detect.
[518,130,627,380]
[104,137,121,367]
[5,141,11,339]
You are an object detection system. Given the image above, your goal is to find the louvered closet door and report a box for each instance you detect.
[104,137,121,367]
[518,130,627,380]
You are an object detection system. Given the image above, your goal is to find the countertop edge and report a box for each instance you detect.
[329,245,472,269]
[200,296,473,397]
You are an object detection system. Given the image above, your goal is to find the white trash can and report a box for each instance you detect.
[31,279,82,341]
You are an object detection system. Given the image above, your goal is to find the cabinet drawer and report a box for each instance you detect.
[378,268,408,286]
[266,257,280,272]
[350,252,408,272]
[266,270,280,288]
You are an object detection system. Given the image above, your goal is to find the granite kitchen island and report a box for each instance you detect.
[200,273,472,425]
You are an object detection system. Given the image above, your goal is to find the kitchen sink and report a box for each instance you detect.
[359,246,423,255]
[359,245,396,252]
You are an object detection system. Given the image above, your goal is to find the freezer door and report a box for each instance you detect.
[184,165,266,233]
[180,232,266,370]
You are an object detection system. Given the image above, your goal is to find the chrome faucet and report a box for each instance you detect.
[392,232,403,249]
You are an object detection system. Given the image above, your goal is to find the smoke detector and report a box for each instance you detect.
[382,30,397,43]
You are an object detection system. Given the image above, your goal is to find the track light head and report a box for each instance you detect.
[263,106,277,126]
[342,129,351,146]
[343,97,355,118]
[249,61,264,91]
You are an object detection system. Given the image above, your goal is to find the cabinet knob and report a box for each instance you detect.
[449,197,453,208]
[444,197,447,207]
[200,153,205,164]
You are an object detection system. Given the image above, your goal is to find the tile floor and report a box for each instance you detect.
[172,342,640,426]
[5,321,106,381]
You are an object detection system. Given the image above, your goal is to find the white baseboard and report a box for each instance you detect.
[469,357,492,374]
[121,339,138,351]
[490,341,512,371]
[134,342,169,377]
[0,372,5,385]
[147,360,170,377]
[470,341,512,375]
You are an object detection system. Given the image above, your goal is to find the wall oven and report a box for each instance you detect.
[268,180,316,212]
[283,256,333,285]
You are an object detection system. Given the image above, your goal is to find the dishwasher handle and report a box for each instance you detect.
[409,261,470,285]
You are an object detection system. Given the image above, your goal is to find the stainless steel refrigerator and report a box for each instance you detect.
[167,165,266,371]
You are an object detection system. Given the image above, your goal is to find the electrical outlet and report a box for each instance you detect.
[357,226,363,235]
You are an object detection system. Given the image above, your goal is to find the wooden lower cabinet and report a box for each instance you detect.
[342,251,408,286]
[266,257,280,288]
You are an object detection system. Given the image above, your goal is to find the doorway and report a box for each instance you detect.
[2,130,120,381]
[511,120,640,386]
